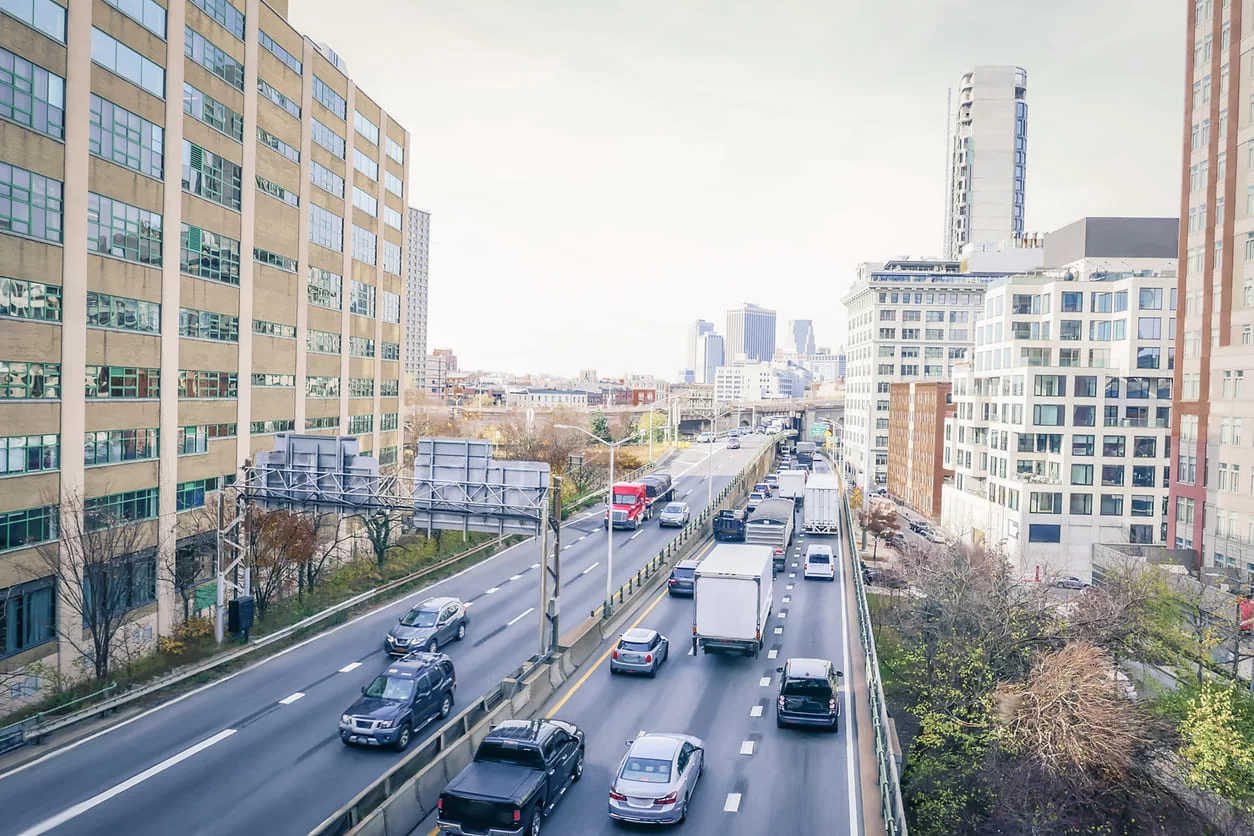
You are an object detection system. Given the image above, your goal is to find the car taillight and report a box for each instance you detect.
[654,792,678,805]
[778,695,785,709]
[668,579,676,585]
[437,798,443,811]
[610,790,627,801]
[645,654,653,663]
[829,699,837,711]
[513,808,522,823]
[612,649,619,659]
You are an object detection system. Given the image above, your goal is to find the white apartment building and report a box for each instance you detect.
[841,259,995,488]
[404,209,431,386]
[504,389,590,409]
[714,363,779,403]
[942,219,1178,581]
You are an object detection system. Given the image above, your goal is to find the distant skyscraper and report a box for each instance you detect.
[789,319,816,355]
[696,333,725,384]
[406,208,432,385]
[945,66,1028,259]
[726,303,777,363]
[687,320,714,376]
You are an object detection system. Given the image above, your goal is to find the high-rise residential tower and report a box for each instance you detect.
[686,319,714,381]
[945,66,1029,259]
[789,319,816,355]
[0,0,409,683]
[404,207,430,386]
[725,303,776,363]
[1170,0,1254,572]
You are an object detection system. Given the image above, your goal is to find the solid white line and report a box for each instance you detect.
[767,650,778,659]
[739,741,755,755]
[759,677,771,687]
[507,608,535,627]
[750,705,763,717]
[485,587,500,594]
[581,561,599,575]
[837,504,859,835]
[337,662,362,673]
[278,692,305,705]
[724,793,742,813]
[18,729,237,835]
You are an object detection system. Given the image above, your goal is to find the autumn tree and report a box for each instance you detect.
[246,508,317,619]
[859,501,898,558]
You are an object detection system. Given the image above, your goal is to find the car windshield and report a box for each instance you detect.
[364,675,415,701]
[612,492,637,506]
[475,741,546,769]
[664,503,685,513]
[399,608,438,628]
[620,756,672,782]
[672,568,695,580]
[620,640,652,652]
[808,553,831,563]
[782,678,832,698]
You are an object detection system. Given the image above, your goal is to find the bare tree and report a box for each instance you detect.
[298,512,355,597]
[246,508,317,620]
[33,491,163,683]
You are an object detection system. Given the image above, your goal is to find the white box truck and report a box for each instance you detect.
[692,544,774,657]
[803,473,842,534]
[777,469,808,505]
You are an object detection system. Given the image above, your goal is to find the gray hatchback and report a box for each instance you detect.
[610,628,669,676]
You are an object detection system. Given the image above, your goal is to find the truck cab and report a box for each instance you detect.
[437,719,585,836]
[606,482,648,529]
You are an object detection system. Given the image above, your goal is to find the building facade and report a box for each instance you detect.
[886,382,951,520]
[946,65,1028,259]
[1169,0,1254,576]
[404,207,429,386]
[789,318,816,355]
[841,259,995,489]
[942,230,1177,580]
[725,303,776,363]
[695,332,724,385]
[714,363,778,403]
[504,389,589,409]
[0,0,409,683]
[686,319,714,381]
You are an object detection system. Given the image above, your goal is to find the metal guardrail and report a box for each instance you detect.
[0,537,508,756]
[837,461,908,836]
[0,681,115,754]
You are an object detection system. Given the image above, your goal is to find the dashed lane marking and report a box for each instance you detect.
[774,627,783,635]
[783,596,791,603]
[581,561,599,576]
[338,662,362,673]
[630,532,641,540]
[507,608,534,626]
[485,587,500,594]
[510,574,523,581]
[724,793,742,813]
[531,563,540,570]
[750,705,763,717]
[759,677,772,687]
[278,692,305,705]
[739,740,755,755]
[767,650,778,659]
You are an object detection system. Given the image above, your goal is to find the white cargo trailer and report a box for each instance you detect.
[802,474,842,534]
[776,469,808,504]
[692,544,774,657]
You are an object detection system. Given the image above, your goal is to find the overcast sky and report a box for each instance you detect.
[288,0,1184,379]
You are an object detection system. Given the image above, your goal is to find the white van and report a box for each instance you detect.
[803,544,836,581]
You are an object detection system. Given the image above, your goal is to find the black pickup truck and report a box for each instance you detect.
[436,719,585,836]
[713,508,748,542]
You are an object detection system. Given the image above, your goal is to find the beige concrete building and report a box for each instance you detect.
[0,0,409,687]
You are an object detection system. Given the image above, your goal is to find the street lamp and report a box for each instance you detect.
[555,424,642,615]
[706,405,741,510]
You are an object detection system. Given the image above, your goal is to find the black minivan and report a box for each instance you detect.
[776,657,842,731]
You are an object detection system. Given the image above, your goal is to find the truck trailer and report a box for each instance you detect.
[692,544,774,657]
[776,469,807,505]
[802,473,841,534]
[744,498,795,572]
[605,473,674,529]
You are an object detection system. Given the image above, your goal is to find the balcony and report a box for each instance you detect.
[1011,471,1062,486]
[1120,417,1170,429]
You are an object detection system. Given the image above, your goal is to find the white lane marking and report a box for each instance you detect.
[578,535,587,542]
[792,562,799,568]
[750,705,763,717]
[581,561,600,575]
[789,573,796,579]
[724,793,742,813]
[767,650,778,659]
[630,532,641,540]
[684,490,692,497]
[778,612,787,619]
[485,587,500,594]
[278,692,305,705]
[510,574,523,581]
[18,729,238,835]
[463,601,475,608]
[759,677,771,687]
[774,627,783,635]
[562,545,573,550]
[530,563,540,570]
[338,662,362,673]
[507,608,535,626]
[783,596,791,603]
[786,584,794,590]
[739,741,755,755]
[836,488,860,835]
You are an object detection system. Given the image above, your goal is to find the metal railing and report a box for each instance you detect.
[837,459,908,836]
[0,682,117,754]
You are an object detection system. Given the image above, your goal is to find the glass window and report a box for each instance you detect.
[1101,465,1125,487]
[383,205,402,230]
[86,291,160,333]
[1029,492,1062,514]
[0,277,61,322]
[1061,291,1082,312]
[349,279,375,316]
[179,308,238,342]
[385,136,404,164]
[0,0,66,43]
[84,428,158,466]
[176,477,219,511]
[182,82,241,142]
[103,0,165,36]
[312,119,345,158]
[1071,464,1093,485]
[257,126,299,163]
[0,161,62,243]
[1073,404,1095,427]
[87,192,162,265]
[81,547,157,625]
[1137,347,1161,369]
[184,25,243,91]
[1032,404,1064,426]
[355,110,379,144]
[253,247,296,273]
[252,319,295,339]
[182,140,242,211]
[250,373,295,387]
[1139,288,1163,310]
[349,378,373,398]
[259,30,301,74]
[1059,319,1081,341]
[1132,465,1156,488]
[0,433,58,475]
[250,419,295,435]
[348,413,373,434]
[312,76,346,119]
[349,336,374,357]
[180,223,240,285]
[383,240,401,275]
[1130,495,1155,517]
[383,291,400,323]
[1028,524,1061,543]
[353,148,378,180]
[91,27,164,97]
[1069,493,1092,515]
[0,576,56,656]
[311,161,344,197]
[380,412,399,431]
[256,175,298,208]
[0,505,57,554]
[178,370,237,398]
[381,342,399,361]
[257,79,300,119]
[306,375,340,397]
[385,170,403,198]
[352,186,377,216]
[307,328,341,354]
[1100,494,1124,516]
[309,203,344,252]
[188,0,243,39]
[0,46,65,139]
[308,267,342,309]
[1137,317,1161,339]
[85,366,158,399]
[351,225,376,265]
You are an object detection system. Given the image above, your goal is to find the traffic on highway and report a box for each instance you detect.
[0,439,772,836]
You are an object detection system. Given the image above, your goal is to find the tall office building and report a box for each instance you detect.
[945,66,1029,259]
[726,303,776,363]
[686,319,714,380]
[0,0,409,684]
[695,332,724,385]
[789,319,816,355]
[1171,0,1254,572]
[404,208,430,386]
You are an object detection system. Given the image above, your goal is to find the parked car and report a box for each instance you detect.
[385,596,468,656]
[610,628,670,677]
[886,532,907,549]
[339,652,456,750]
[668,559,699,595]
[926,530,948,545]
[803,544,836,581]
[608,732,705,825]
[1053,576,1088,590]
[696,432,715,443]
[908,521,929,536]
[659,501,690,528]
[775,657,842,731]
[725,436,741,450]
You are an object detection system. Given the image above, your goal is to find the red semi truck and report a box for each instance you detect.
[604,473,674,530]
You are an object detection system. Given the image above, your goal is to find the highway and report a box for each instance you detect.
[0,438,768,836]
[414,459,863,836]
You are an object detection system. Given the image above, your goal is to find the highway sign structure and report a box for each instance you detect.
[810,424,826,437]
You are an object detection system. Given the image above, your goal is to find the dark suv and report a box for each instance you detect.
[667,559,699,596]
[340,652,456,751]
[775,657,842,731]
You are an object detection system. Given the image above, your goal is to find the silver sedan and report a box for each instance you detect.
[608,732,705,825]
[609,628,669,676]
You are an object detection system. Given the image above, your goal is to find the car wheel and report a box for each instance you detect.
[394,723,412,752]
[456,622,466,641]
[528,809,542,836]
[439,693,453,719]
[427,639,439,653]
[677,798,688,824]
[572,749,585,782]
